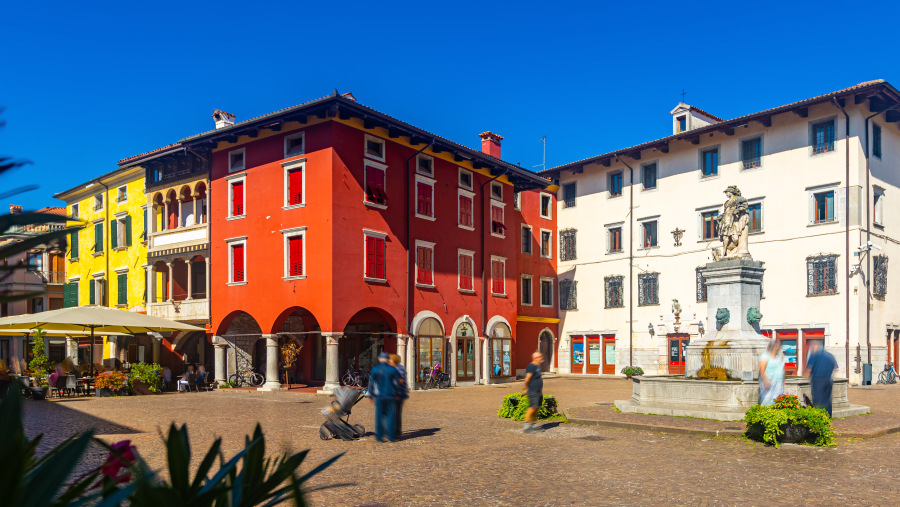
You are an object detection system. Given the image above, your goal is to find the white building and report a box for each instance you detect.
[541,80,900,384]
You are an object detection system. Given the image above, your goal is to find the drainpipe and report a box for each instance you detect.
[832,97,850,378]
[481,169,508,347]
[405,139,434,338]
[98,178,110,307]
[615,156,635,367]
[863,102,900,365]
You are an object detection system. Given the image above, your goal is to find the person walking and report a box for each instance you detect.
[389,353,408,441]
[367,352,401,442]
[758,339,785,406]
[805,341,838,417]
[522,351,544,434]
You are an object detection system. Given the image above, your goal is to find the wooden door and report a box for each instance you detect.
[801,328,825,375]
[668,334,690,374]
[585,335,600,374]
[777,330,798,376]
[571,336,585,373]
[602,335,616,374]
[538,332,553,372]
[456,338,474,381]
[894,331,899,369]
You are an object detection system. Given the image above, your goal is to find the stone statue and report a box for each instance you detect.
[671,299,682,321]
[712,185,751,260]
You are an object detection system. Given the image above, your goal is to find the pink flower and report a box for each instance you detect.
[100,440,136,484]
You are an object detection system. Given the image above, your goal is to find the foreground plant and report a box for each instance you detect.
[498,393,567,422]
[744,394,835,447]
[0,388,342,506]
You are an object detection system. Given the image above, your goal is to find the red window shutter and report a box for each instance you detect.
[365,236,376,277]
[289,236,302,276]
[232,182,244,215]
[491,206,504,233]
[232,244,245,282]
[417,182,432,216]
[460,255,472,290]
[460,195,472,227]
[498,261,504,293]
[289,169,302,205]
[491,261,498,293]
[375,237,385,278]
[424,247,432,284]
[416,247,425,283]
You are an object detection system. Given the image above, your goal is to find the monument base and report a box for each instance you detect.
[614,375,869,421]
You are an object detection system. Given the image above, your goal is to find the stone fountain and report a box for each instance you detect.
[615,186,868,421]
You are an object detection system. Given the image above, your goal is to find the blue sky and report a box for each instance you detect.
[2,0,899,211]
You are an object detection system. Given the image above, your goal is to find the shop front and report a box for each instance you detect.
[490,322,512,379]
[456,322,476,382]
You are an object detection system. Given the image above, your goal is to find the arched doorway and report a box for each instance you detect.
[455,322,476,382]
[341,308,397,381]
[272,307,323,386]
[490,322,512,379]
[217,310,263,381]
[539,330,554,372]
[175,331,214,373]
[416,317,445,382]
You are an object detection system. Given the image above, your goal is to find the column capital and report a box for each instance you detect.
[320,332,343,338]
[212,335,227,347]
[166,261,175,267]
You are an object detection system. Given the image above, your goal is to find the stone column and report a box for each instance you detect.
[318,332,341,393]
[259,334,284,391]
[65,336,75,362]
[166,262,174,301]
[175,198,183,228]
[482,337,491,384]
[204,258,210,300]
[397,334,407,368]
[192,194,198,226]
[152,336,161,364]
[163,202,169,231]
[450,335,458,385]
[144,265,155,304]
[213,336,227,383]
[405,334,416,388]
[107,336,118,368]
[474,336,482,385]
[185,260,193,300]
[550,337,559,373]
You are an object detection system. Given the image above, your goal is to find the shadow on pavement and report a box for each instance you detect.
[23,399,142,446]
[400,427,440,440]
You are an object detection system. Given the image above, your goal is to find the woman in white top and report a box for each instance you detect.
[177,365,194,392]
[759,339,785,406]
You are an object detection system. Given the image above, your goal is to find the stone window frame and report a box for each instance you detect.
[604,275,624,308]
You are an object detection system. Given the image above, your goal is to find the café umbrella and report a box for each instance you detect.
[0,306,204,375]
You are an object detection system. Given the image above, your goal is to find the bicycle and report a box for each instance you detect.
[421,365,450,389]
[877,362,898,385]
[341,365,368,387]
[228,364,265,387]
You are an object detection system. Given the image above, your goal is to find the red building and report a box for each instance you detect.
[180,92,557,390]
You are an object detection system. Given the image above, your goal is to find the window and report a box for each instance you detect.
[701,211,718,240]
[749,202,763,233]
[284,132,305,158]
[63,281,78,308]
[807,254,838,296]
[491,204,505,236]
[116,272,127,306]
[364,135,385,162]
[415,177,434,219]
[458,250,474,292]
[26,252,42,272]
[513,192,520,210]
[459,169,473,190]
[491,182,503,201]
[364,233,386,280]
[605,276,624,308]
[638,272,659,306]
[642,163,658,190]
[284,159,305,207]
[229,179,245,217]
[540,193,552,218]
[812,119,835,155]
[813,190,835,223]
[741,136,762,169]
[94,194,104,211]
[701,148,719,178]
[71,203,79,218]
[677,116,687,133]
[111,214,132,249]
[364,162,387,206]
[282,228,306,279]
[490,324,512,377]
[641,220,658,248]
[696,267,707,302]
[458,190,474,229]
[873,123,882,158]
[116,185,127,203]
[415,242,435,286]
[93,222,103,253]
[31,297,43,313]
[562,182,577,208]
[69,231,78,259]
[609,171,623,197]
[416,155,433,177]
[874,255,888,300]
[228,240,247,284]
[521,225,532,254]
[540,278,553,307]
[540,230,552,258]
[228,148,246,172]
[520,275,533,305]
[560,229,576,261]
[559,279,576,311]
[491,257,506,295]
[89,277,104,305]
[874,189,884,227]
[607,226,623,253]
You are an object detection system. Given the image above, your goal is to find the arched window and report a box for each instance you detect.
[417,317,444,381]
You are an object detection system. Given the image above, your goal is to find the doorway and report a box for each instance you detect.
[602,335,616,374]
[777,330,798,376]
[571,335,584,373]
[668,334,690,374]
[538,331,554,372]
[585,335,601,374]
[456,338,475,381]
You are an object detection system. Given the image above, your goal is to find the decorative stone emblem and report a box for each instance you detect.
[715,308,730,326]
[671,227,685,247]
[747,307,763,325]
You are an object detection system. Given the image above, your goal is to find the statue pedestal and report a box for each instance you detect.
[685,258,768,381]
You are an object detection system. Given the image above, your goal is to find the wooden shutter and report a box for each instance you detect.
[232,244,245,282]
[365,236,376,277]
[110,220,117,249]
[289,236,303,276]
[417,182,432,216]
[365,167,385,204]
[416,247,425,283]
[458,255,467,289]
[89,280,95,305]
[70,231,78,259]
[63,282,77,308]
[232,181,244,216]
[124,214,132,246]
[459,195,472,227]
[94,223,103,252]
[375,237,385,279]
[289,169,303,205]
[142,208,147,239]
[117,273,127,306]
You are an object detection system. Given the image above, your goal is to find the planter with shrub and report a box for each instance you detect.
[128,362,163,395]
[620,366,644,378]
[95,371,129,397]
[498,393,567,422]
[744,394,835,447]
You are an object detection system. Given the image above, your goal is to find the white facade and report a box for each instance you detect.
[550,82,900,383]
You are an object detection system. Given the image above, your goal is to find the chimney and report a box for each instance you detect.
[212,109,236,129]
[9,205,22,215]
[479,131,504,159]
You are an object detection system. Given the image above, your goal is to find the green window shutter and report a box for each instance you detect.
[94,223,103,252]
[70,232,78,259]
[63,283,78,307]
[117,273,127,306]
[125,214,132,246]
[110,220,117,249]
[89,280,95,305]
[141,208,147,239]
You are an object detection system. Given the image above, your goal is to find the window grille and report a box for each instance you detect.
[696,267,707,302]
[638,272,659,306]
[741,138,762,169]
[874,255,888,300]
[605,275,624,308]
[806,254,838,296]
[560,229,577,261]
[559,280,577,311]
[562,182,576,208]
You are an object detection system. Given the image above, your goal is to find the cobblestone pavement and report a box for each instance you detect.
[23,377,900,506]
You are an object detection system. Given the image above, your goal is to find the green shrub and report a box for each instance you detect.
[28,329,51,379]
[620,366,644,377]
[745,403,835,447]
[129,362,164,394]
[498,393,565,421]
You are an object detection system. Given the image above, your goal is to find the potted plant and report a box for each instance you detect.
[280,341,301,390]
[745,394,835,447]
[620,365,644,379]
[95,371,129,397]
[128,362,163,395]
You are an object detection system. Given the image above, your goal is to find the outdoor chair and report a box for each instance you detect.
[186,373,200,393]
[65,374,77,397]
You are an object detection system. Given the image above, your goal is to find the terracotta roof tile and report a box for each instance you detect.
[688,105,723,122]
[117,143,181,165]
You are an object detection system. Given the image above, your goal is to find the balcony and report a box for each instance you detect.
[148,298,209,322]
[149,223,208,251]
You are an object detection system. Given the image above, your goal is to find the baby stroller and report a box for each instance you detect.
[319,386,367,441]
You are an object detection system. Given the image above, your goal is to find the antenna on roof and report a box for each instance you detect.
[533,136,547,171]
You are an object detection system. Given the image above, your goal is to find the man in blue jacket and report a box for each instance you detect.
[368,352,401,442]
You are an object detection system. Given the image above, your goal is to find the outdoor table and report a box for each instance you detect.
[78,377,95,396]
